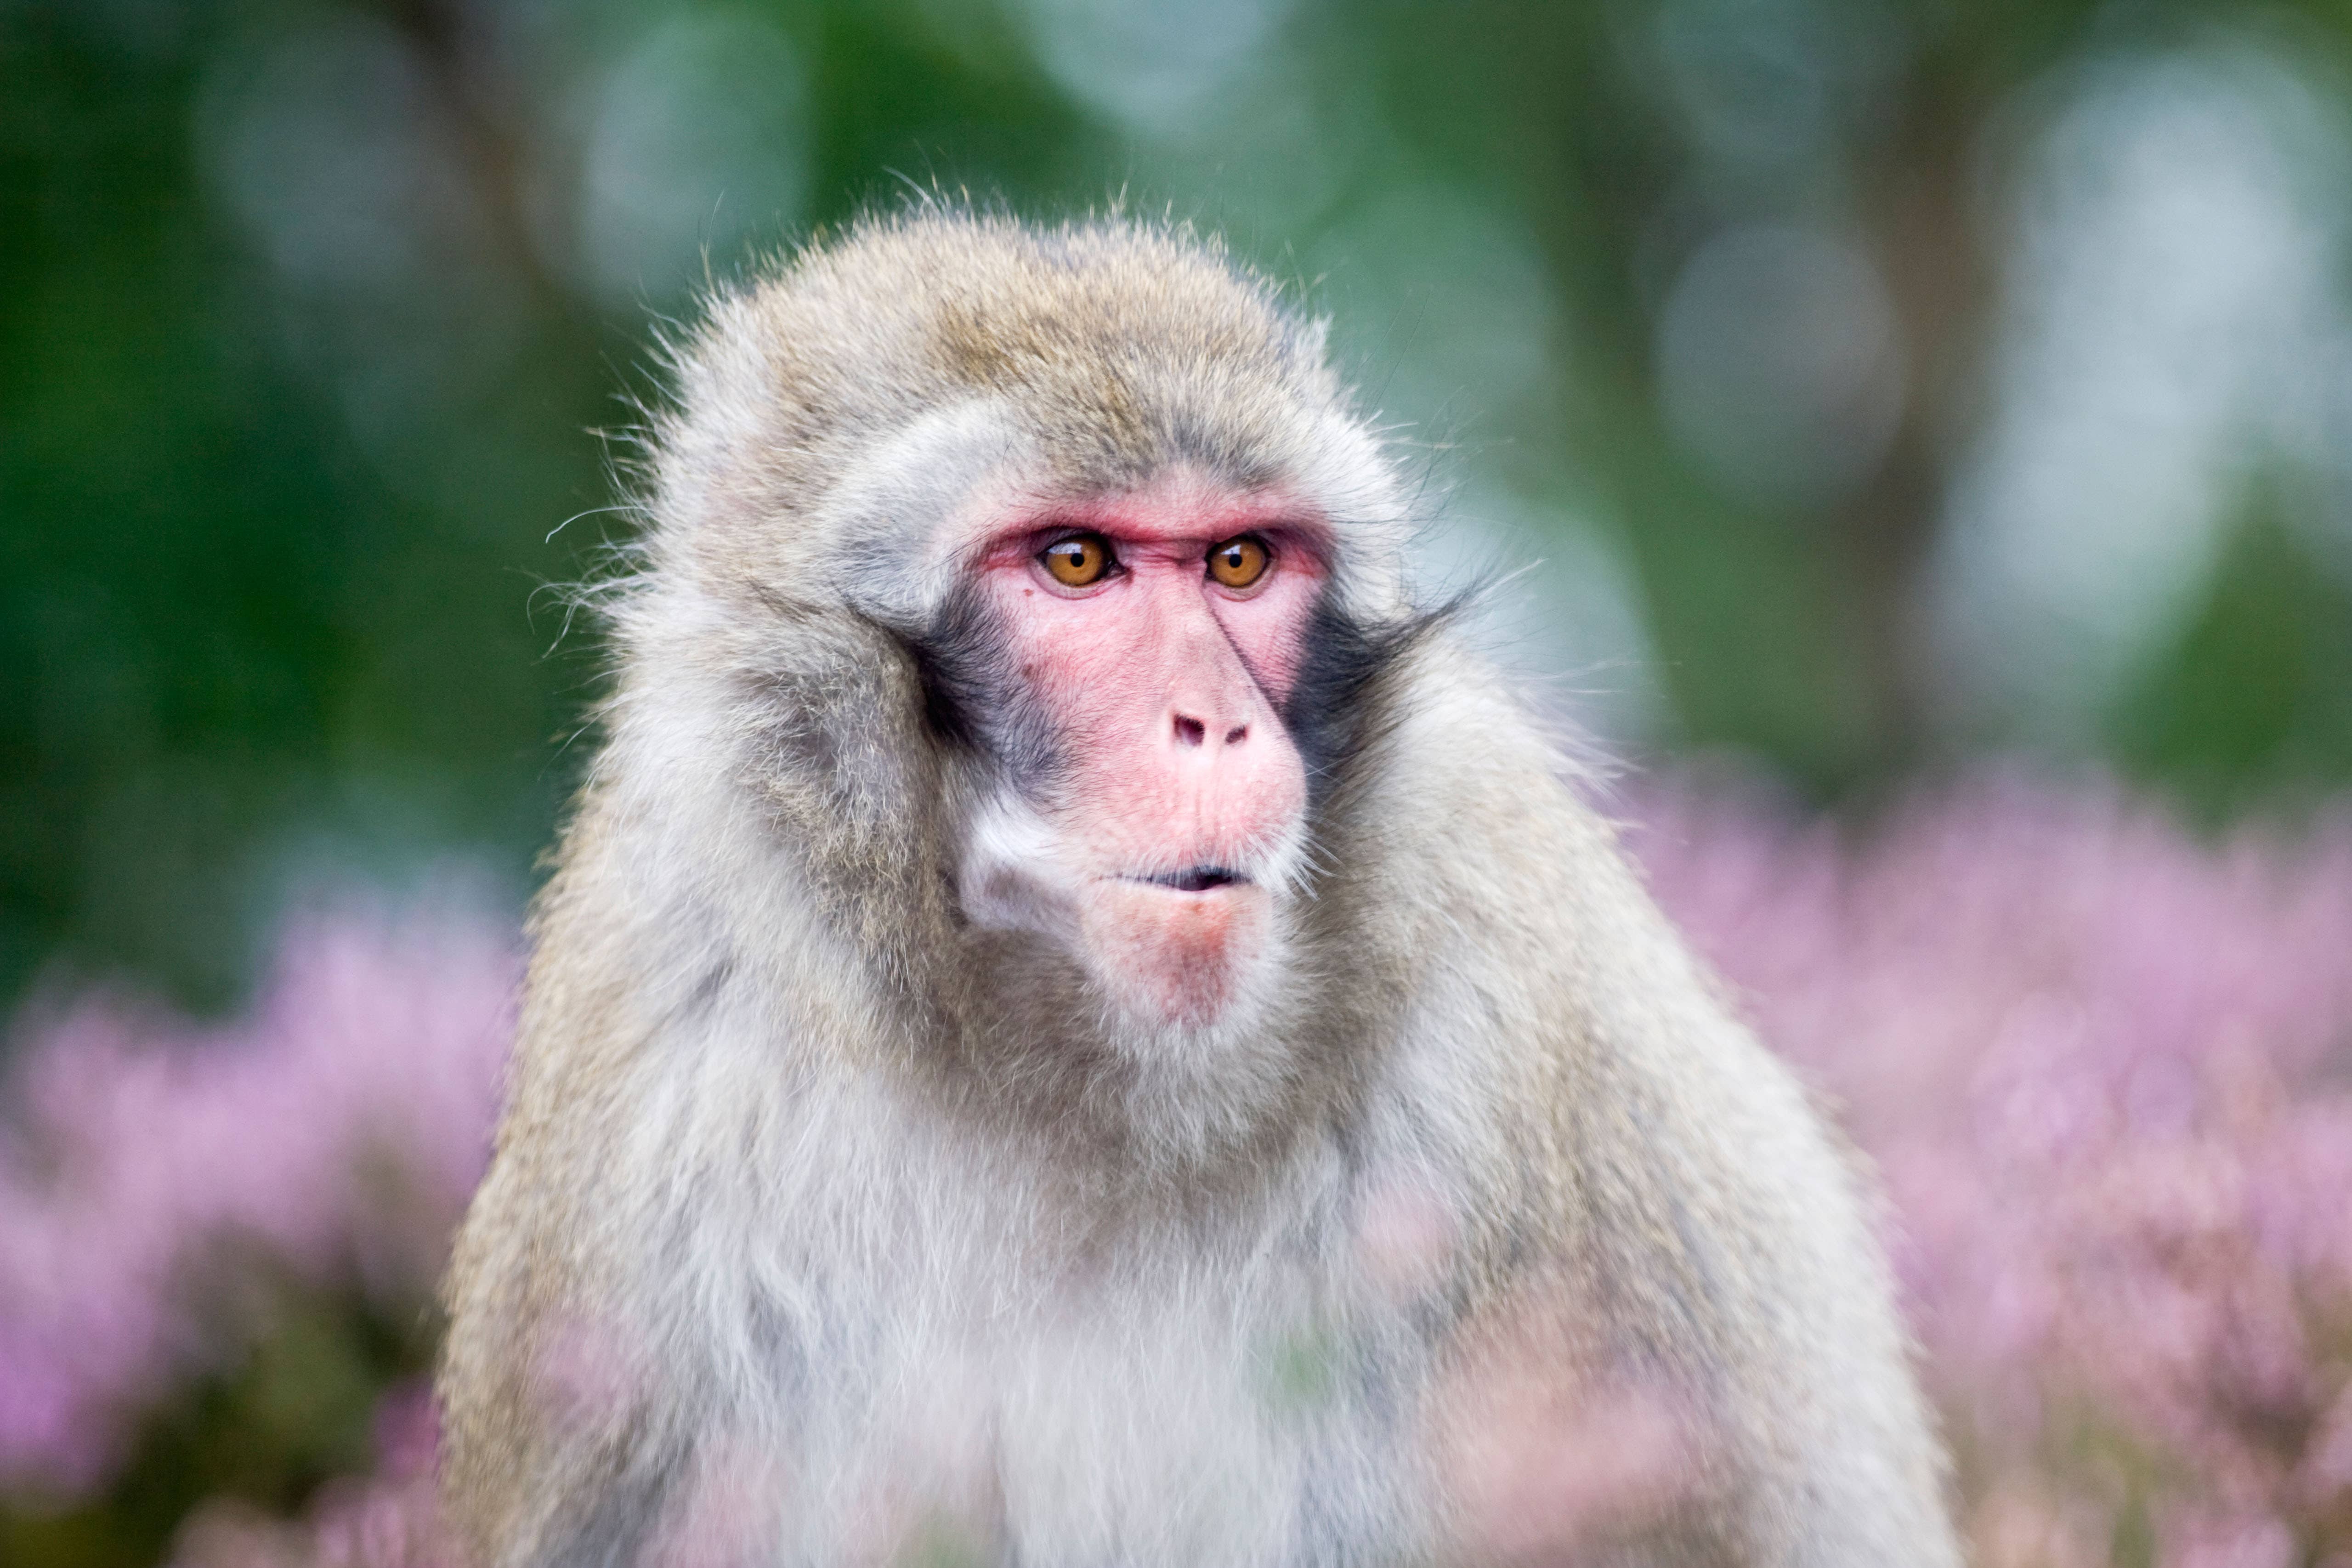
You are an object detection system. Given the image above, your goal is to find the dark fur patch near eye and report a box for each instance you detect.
[900,596,991,753]
[1285,592,1457,808]
[885,587,1064,790]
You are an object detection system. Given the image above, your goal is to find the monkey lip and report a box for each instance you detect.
[1125,865,1247,894]
[1080,868,1271,1027]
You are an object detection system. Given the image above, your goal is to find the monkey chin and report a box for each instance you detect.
[1075,876,1278,1036]
[956,798,1293,1041]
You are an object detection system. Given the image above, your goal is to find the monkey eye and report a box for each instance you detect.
[1040,533,1115,588]
[1206,535,1271,590]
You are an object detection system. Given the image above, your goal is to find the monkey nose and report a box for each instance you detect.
[1171,712,1250,750]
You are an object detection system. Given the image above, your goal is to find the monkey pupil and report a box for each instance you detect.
[1042,536,1108,586]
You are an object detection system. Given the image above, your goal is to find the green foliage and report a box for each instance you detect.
[2115,487,2352,821]
[0,1280,431,1568]
[7,0,2352,1017]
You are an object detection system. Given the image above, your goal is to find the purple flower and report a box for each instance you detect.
[1629,774,2352,1564]
[0,889,516,1493]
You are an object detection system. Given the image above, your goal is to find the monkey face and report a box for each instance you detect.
[636,218,1422,1063]
[951,468,1321,1033]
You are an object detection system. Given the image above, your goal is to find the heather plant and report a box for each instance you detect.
[0,893,514,1566]
[2,782,2350,1567]
[1632,777,2352,1568]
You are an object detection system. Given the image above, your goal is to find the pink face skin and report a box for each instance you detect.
[969,471,1324,1029]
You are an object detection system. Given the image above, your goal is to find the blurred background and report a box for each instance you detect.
[12,0,2352,1019]
[4,1,2352,1565]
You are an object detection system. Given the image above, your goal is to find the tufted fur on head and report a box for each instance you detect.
[437,208,1961,1568]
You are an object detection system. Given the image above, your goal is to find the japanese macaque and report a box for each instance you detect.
[437,210,1961,1568]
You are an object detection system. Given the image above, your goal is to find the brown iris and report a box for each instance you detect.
[1206,536,1270,589]
[1041,533,1113,587]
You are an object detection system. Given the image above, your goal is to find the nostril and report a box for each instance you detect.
[1224,725,1247,746]
[1173,715,1207,747]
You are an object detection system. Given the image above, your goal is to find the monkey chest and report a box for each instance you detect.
[727,1262,1432,1565]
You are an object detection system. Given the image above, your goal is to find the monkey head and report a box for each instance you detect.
[619,217,1416,1094]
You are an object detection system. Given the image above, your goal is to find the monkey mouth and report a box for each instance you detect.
[1130,865,1246,894]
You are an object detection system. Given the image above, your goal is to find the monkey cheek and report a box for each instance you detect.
[1075,881,1274,1031]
